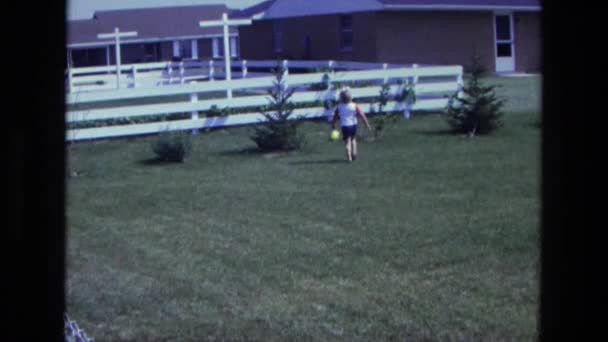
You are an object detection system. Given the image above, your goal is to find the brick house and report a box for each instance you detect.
[233,0,541,73]
[67,4,241,67]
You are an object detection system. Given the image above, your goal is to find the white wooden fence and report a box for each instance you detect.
[66,61,463,141]
[66,59,421,93]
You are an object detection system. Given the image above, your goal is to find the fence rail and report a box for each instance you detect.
[66,59,419,93]
[68,59,406,76]
[66,61,463,141]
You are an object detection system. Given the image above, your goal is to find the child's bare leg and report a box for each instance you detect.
[345,138,353,161]
[352,138,358,160]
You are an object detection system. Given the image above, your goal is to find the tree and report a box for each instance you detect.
[446,51,505,136]
[250,64,305,151]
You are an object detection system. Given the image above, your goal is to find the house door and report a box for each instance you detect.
[494,13,515,72]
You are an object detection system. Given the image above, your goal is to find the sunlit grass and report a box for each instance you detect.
[66,75,540,341]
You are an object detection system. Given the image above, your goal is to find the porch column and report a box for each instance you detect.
[191,39,198,59]
[173,40,180,58]
[106,45,110,70]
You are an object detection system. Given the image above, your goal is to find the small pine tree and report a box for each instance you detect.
[368,81,414,141]
[251,65,304,151]
[446,52,505,136]
[368,83,396,140]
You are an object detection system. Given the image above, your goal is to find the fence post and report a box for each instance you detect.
[167,62,173,85]
[403,95,411,120]
[242,60,248,78]
[179,61,185,84]
[282,59,289,89]
[132,65,137,88]
[209,60,214,81]
[457,66,464,99]
[282,59,289,76]
[67,68,73,93]
[402,63,420,119]
[325,63,333,90]
[190,81,199,134]
[324,61,334,122]
[328,59,335,78]
[399,69,409,120]
[383,63,388,84]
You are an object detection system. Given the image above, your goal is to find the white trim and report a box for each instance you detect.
[67,33,237,48]
[212,38,220,58]
[493,9,512,16]
[230,37,237,58]
[191,39,198,59]
[173,40,180,57]
[200,18,252,27]
[383,5,541,12]
[97,31,137,39]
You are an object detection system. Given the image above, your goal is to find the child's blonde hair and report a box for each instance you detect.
[339,87,353,104]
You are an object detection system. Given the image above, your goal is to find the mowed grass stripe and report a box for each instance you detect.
[66,76,540,341]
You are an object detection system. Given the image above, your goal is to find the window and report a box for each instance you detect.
[178,40,192,58]
[340,15,353,51]
[213,37,239,58]
[497,43,512,57]
[144,43,155,56]
[71,47,106,67]
[143,43,160,62]
[495,16,511,41]
[273,21,282,53]
[494,14,514,58]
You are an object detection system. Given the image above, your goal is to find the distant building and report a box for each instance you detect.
[67,4,241,67]
[232,0,541,73]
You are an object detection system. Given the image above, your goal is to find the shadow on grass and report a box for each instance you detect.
[415,129,457,136]
[137,158,185,166]
[219,147,313,160]
[217,147,264,156]
[289,159,347,165]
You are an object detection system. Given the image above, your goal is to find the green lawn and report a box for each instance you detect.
[66,76,541,341]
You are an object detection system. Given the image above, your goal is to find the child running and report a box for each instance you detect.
[331,87,372,162]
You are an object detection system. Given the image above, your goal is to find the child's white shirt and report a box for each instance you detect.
[335,102,362,127]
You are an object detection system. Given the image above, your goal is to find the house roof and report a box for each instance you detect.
[68,20,104,47]
[229,0,276,19]
[67,4,238,48]
[263,0,384,19]
[239,0,541,20]
[379,0,541,10]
